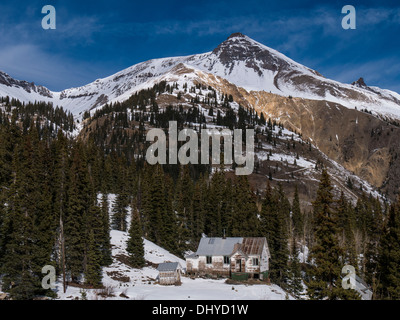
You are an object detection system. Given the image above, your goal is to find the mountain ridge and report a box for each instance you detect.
[1,33,400,122]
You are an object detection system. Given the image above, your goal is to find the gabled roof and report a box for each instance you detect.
[194,237,268,257]
[196,237,243,256]
[240,237,267,256]
[157,262,179,272]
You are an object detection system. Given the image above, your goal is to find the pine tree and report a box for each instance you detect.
[1,139,41,299]
[174,167,194,253]
[288,239,304,299]
[271,184,290,285]
[259,182,276,247]
[204,170,225,237]
[260,182,290,285]
[65,142,93,283]
[292,186,303,241]
[126,207,145,268]
[377,199,400,299]
[140,165,177,254]
[52,130,69,292]
[100,193,112,266]
[111,192,129,232]
[159,173,178,254]
[364,196,384,293]
[84,229,103,287]
[336,191,357,267]
[306,170,360,300]
[191,175,207,244]
[231,175,259,237]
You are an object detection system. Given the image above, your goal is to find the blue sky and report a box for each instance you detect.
[0,0,399,92]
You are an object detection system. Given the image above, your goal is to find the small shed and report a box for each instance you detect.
[157,262,181,285]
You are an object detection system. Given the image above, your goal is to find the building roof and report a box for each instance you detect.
[195,237,267,257]
[196,237,243,256]
[157,262,179,272]
[195,237,243,256]
[238,237,266,256]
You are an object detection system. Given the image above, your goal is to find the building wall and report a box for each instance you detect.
[260,245,269,272]
[185,241,270,279]
[186,257,198,274]
[230,252,261,275]
[187,255,231,277]
[159,270,180,285]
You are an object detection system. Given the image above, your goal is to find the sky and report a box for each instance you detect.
[0,0,400,92]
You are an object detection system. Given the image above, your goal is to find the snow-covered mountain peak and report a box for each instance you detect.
[1,33,400,122]
[209,33,319,78]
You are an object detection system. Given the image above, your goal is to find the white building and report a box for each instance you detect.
[186,237,270,280]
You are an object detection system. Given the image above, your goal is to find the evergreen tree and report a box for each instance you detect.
[260,182,290,285]
[111,192,129,232]
[271,184,290,285]
[231,175,259,237]
[191,175,207,244]
[65,142,92,283]
[292,186,303,241]
[364,196,384,294]
[377,199,400,299]
[100,193,112,266]
[288,239,304,299]
[336,191,357,267]
[84,229,103,287]
[1,140,41,299]
[306,170,360,300]
[204,170,225,237]
[126,208,146,268]
[174,167,194,253]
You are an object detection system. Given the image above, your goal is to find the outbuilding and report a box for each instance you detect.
[157,262,182,285]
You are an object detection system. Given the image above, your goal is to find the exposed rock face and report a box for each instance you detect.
[211,33,320,78]
[0,71,53,98]
[352,77,368,88]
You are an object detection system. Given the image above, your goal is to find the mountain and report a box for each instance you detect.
[2,32,400,200]
[0,70,53,100]
[2,33,400,121]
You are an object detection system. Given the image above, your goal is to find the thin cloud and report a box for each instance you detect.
[0,44,109,91]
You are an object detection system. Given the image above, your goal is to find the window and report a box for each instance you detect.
[206,256,212,264]
[224,256,230,264]
[252,258,259,266]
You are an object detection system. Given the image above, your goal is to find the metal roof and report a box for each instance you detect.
[157,262,179,272]
[196,237,243,256]
[239,237,266,256]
